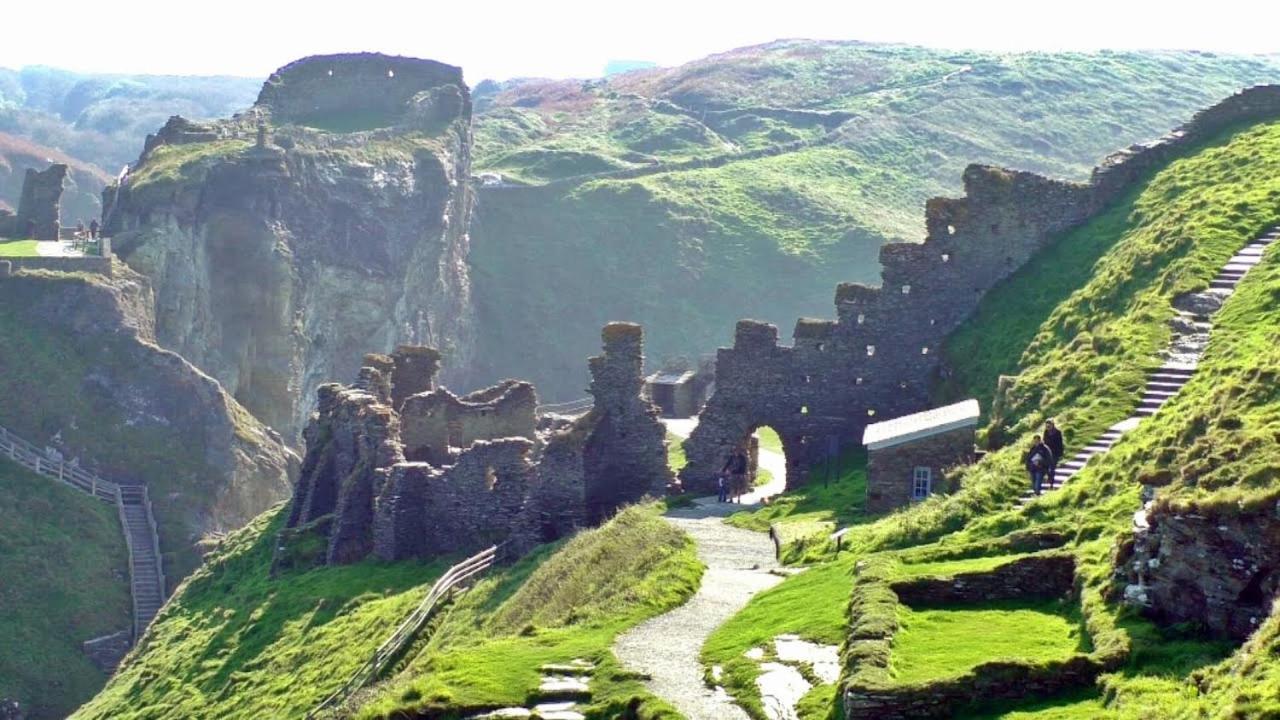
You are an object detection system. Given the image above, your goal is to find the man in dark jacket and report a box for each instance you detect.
[1043,420,1064,489]
[721,446,749,504]
[1025,435,1053,496]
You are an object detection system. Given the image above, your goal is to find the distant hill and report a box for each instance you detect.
[0,66,258,217]
[466,40,1280,399]
[604,59,658,76]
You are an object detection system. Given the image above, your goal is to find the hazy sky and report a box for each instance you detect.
[3,0,1278,81]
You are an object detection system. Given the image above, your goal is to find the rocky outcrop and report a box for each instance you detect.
[103,53,477,439]
[1120,507,1280,641]
[0,263,296,575]
[283,324,669,566]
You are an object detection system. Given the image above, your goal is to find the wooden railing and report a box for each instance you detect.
[307,544,501,718]
[536,397,594,416]
[0,424,118,502]
[0,423,165,640]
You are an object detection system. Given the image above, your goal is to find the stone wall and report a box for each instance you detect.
[400,379,537,465]
[1121,507,1280,641]
[1,256,113,276]
[284,324,668,565]
[14,164,67,240]
[682,85,1280,494]
[866,426,974,514]
[255,53,467,128]
[890,553,1075,605]
[582,323,673,522]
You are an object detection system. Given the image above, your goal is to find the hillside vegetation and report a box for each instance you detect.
[0,458,130,720]
[76,503,700,720]
[708,114,1280,718]
[468,42,1280,399]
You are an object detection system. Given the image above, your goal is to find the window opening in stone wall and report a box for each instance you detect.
[800,405,809,415]
[899,381,908,389]
[815,342,825,352]
[857,313,865,324]
[921,346,930,355]
[802,375,812,384]
[941,253,951,263]
[866,345,876,356]
[912,466,932,500]
[327,69,334,77]
[856,377,863,385]
[929,318,936,326]
[485,466,498,492]
[867,408,876,417]
[947,224,956,235]
[388,69,396,78]
[902,285,911,295]
[990,223,1000,234]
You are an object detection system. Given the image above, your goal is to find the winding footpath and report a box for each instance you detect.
[614,421,787,720]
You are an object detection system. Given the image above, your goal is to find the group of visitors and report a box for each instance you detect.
[73,219,101,240]
[1024,419,1065,495]
[717,445,750,503]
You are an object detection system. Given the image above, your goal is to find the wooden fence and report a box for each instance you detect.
[0,424,119,502]
[307,544,501,718]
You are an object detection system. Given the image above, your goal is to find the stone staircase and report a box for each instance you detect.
[118,484,166,636]
[1022,226,1277,502]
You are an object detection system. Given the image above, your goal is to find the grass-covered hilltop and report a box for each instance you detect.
[467,41,1280,398]
[67,78,1280,720]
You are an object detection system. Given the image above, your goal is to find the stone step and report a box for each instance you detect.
[1156,364,1196,375]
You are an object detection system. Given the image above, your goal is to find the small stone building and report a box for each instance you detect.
[645,370,698,417]
[862,399,978,513]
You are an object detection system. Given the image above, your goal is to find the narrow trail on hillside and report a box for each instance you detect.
[615,420,786,719]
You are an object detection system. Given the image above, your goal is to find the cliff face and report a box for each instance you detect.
[0,262,295,577]
[104,54,476,439]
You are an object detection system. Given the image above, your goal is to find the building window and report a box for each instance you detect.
[912,467,932,500]
[857,313,865,324]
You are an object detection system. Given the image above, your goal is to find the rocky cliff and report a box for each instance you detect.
[0,261,295,577]
[103,53,476,439]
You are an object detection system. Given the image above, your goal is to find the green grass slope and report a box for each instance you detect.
[75,503,700,720]
[0,458,130,720]
[355,503,700,719]
[701,115,1280,719]
[73,505,450,720]
[469,42,1280,399]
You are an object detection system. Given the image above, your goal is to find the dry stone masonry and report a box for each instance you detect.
[282,324,671,566]
[680,85,1280,495]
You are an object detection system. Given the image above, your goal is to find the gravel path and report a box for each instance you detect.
[615,498,783,719]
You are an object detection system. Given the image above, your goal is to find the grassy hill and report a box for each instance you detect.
[75,503,699,720]
[0,458,130,720]
[708,111,1280,718]
[467,41,1280,399]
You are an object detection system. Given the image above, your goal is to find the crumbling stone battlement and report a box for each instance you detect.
[255,53,469,129]
[283,325,669,565]
[0,164,67,240]
[400,379,538,465]
[681,85,1280,494]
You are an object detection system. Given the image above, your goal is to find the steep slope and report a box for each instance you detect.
[0,458,130,720]
[468,41,1280,398]
[0,264,295,581]
[709,105,1280,719]
[106,54,477,438]
[74,503,698,720]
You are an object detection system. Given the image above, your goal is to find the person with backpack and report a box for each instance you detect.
[721,446,749,504]
[1025,434,1053,496]
[1043,419,1064,489]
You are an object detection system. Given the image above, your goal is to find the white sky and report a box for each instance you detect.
[2,0,1278,82]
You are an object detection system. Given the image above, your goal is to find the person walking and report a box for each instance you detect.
[1025,435,1052,496]
[1043,419,1064,489]
[716,472,729,503]
[721,446,749,504]
[89,219,100,240]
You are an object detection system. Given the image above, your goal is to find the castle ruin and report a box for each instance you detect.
[281,323,673,566]
[680,85,1280,495]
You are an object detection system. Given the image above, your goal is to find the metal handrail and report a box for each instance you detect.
[307,544,501,718]
[114,486,140,640]
[536,397,595,415]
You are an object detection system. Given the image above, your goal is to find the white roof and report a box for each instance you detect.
[647,370,695,385]
[862,399,980,450]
